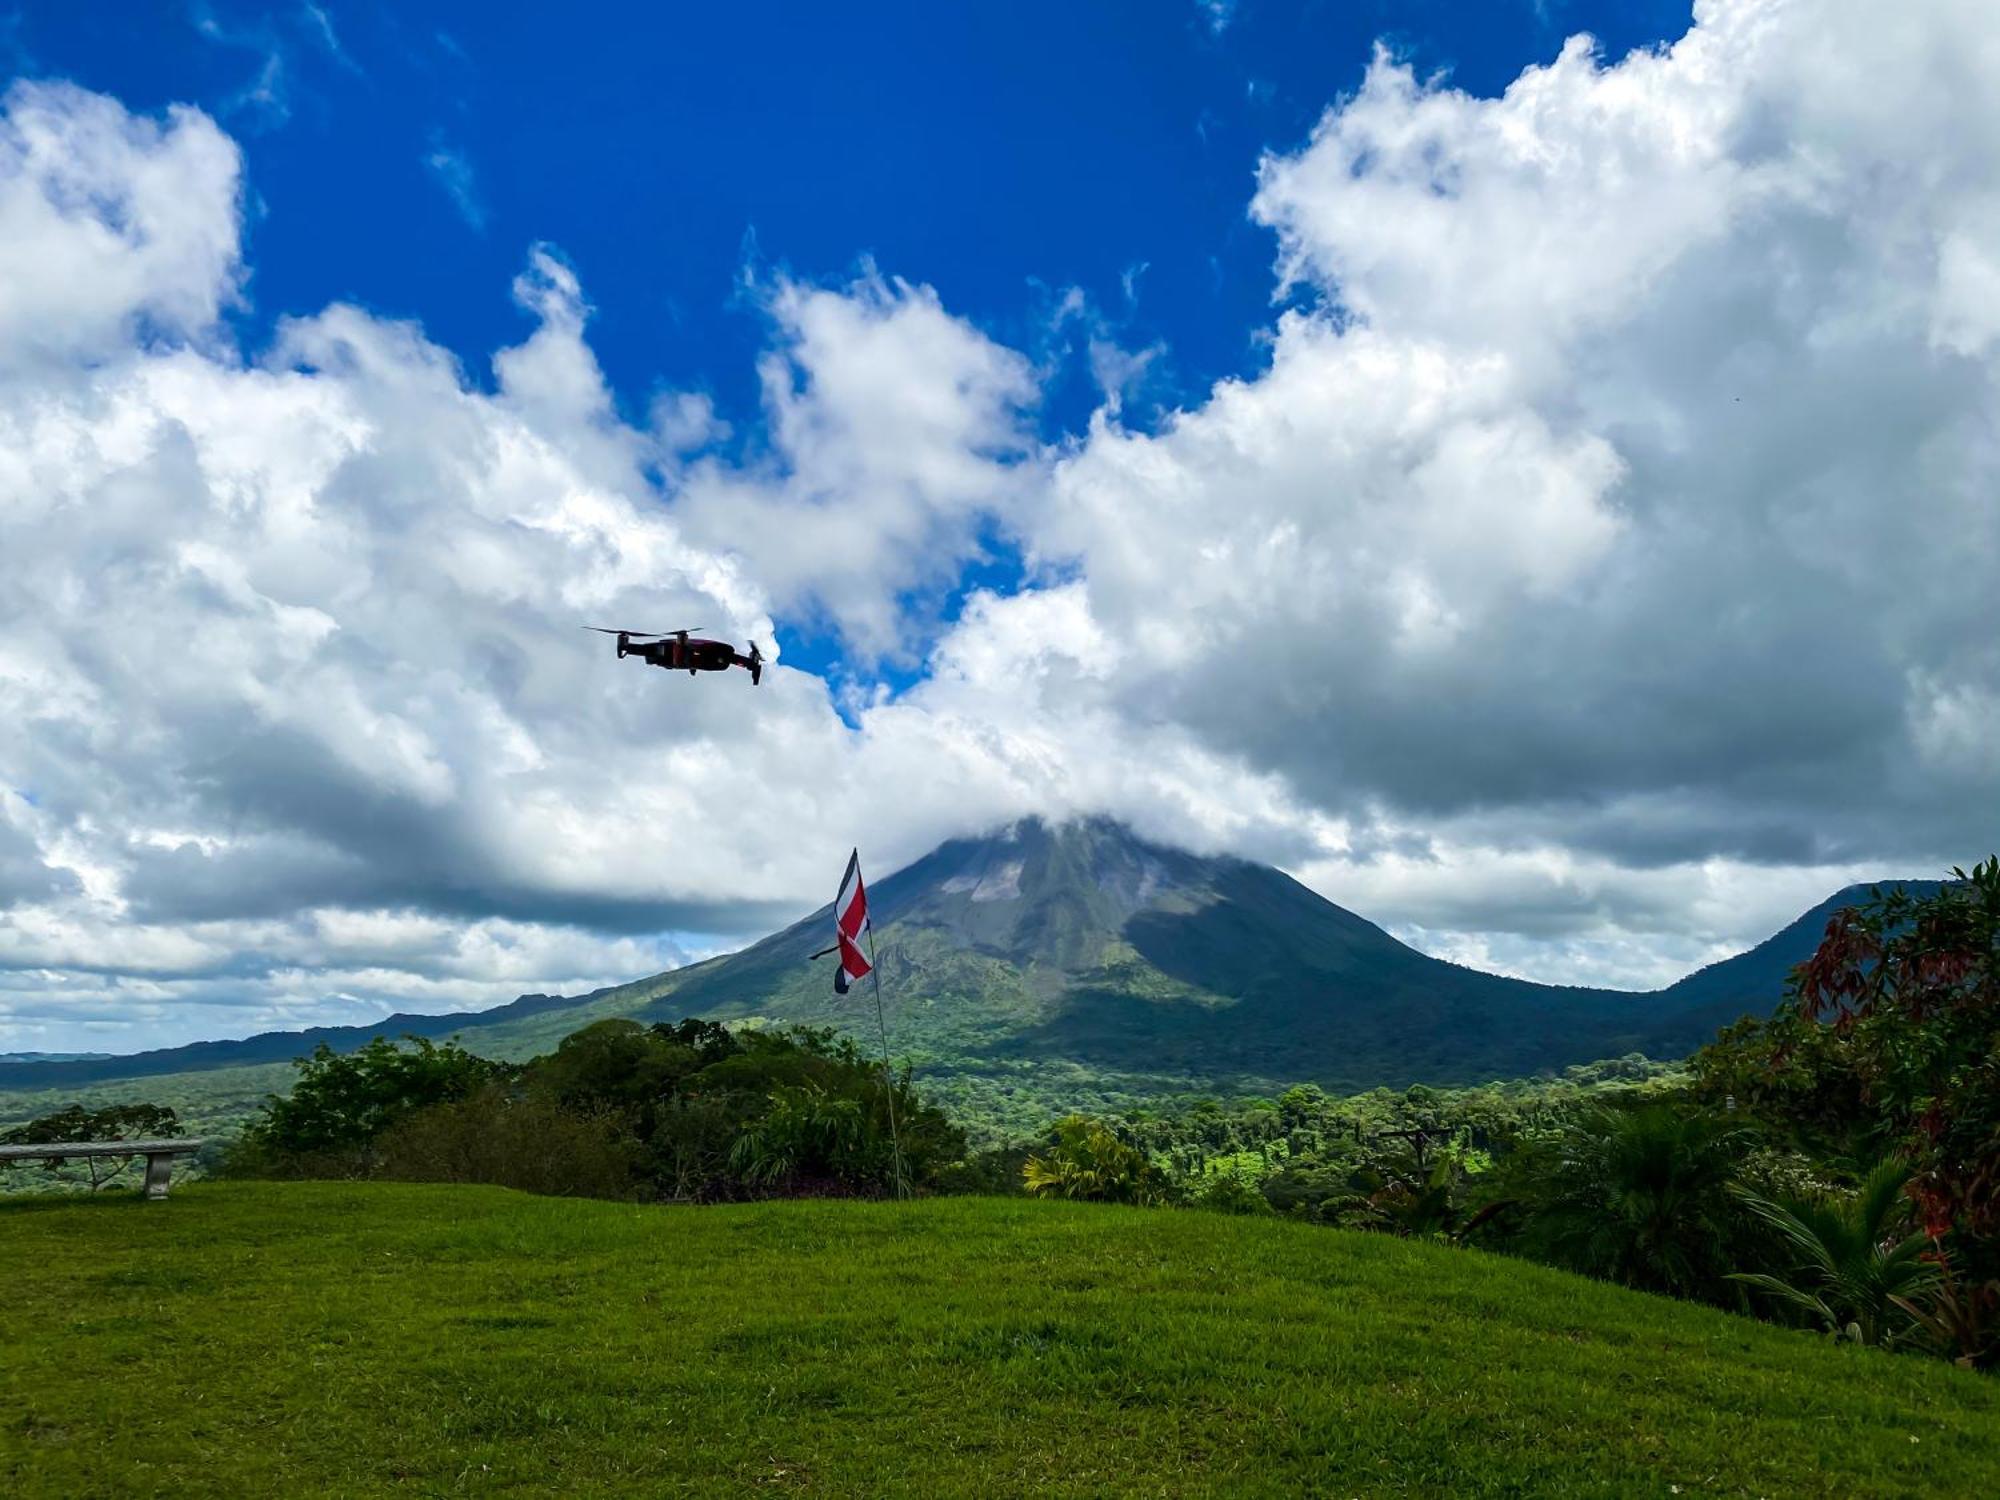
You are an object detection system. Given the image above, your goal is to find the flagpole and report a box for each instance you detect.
[863,918,909,1201]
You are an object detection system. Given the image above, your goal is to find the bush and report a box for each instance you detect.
[1192,1172,1271,1216]
[231,1036,506,1176]
[1504,1103,1750,1302]
[229,1019,966,1203]
[1022,1116,1175,1206]
[373,1086,639,1200]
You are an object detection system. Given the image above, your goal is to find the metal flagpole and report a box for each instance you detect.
[862,917,909,1200]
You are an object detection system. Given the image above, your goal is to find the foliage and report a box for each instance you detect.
[1,1101,181,1147]
[1021,1116,1175,1206]
[1891,1254,2000,1371]
[0,1102,184,1193]
[372,1087,638,1200]
[228,1018,963,1202]
[1693,858,2000,1277]
[1188,1169,1272,1215]
[1499,1104,1751,1301]
[5,1183,1997,1498]
[1187,1148,1277,1215]
[232,1036,506,1173]
[1793,860,2000,1248]
[729,1084,879,1191]
[1729,1159,1939,1348]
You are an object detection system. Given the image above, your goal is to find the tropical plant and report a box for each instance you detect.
[1509,1103,1749,1300]
[1889,1252,2000,1370]
[1758,858,1998,1265]
[1022,1116,1174,1206]
[727,1084,878,1191]
[1729,1159,1938,1347]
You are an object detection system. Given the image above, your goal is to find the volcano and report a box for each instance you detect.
[1,817,1929,1100]
[621,817,1860,1091]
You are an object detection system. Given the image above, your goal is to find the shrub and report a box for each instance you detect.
[1729,1159,1938,1348]
[1022,1116,1175,1206]
[373,1086,640,1200]
[234,1036,507,1175]
[227,1020,964,1203]
[1507,1103,1750,1301]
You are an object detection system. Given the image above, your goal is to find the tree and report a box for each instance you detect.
[1791,859,2000,1260]
[2,1103,183,1191]
[1,1102,181,1146]
[1509,1104,1750,1300]
[1697,859,2000,1279]
[1730,1159,1938,1347]
[1022,1117,1174,1206]
[236,1036,505,1169]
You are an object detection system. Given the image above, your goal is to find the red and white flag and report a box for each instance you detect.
[833,848,872,994]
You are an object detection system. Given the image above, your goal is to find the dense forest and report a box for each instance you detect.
[8,860,1995,1370]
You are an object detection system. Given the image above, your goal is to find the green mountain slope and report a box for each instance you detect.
[4,1183,1993,1497]
[1651,877,1946,1031]
[1,819,1941,1125]
[628,817,1832,1094]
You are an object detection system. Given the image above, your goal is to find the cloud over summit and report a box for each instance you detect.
[2,0,1996,1048]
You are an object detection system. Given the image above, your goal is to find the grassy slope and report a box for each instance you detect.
[3,1185,1995,1498]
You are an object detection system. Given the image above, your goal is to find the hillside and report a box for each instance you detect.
[1650,877,1945,1031]
[0,976,691,1091]
[626,818,1897,1091]
[2,1184,1993,1497]
[0,820,1941,1129]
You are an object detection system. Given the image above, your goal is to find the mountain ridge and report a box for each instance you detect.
[0,819,1944,1094]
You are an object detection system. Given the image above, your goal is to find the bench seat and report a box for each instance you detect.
[0,1138,205,1198]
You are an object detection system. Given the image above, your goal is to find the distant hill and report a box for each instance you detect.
[0,1052,113,1064]
[0,982,685,1090]
[621,817,1911,1092]
[1646,877,1945,1034]
[0,818,1941,1098]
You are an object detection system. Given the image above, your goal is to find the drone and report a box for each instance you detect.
[586,627,763,685]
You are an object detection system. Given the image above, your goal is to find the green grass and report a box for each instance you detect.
[3,1185,1995,1498]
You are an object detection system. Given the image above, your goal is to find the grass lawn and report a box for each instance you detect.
[3,1183,1996,1497]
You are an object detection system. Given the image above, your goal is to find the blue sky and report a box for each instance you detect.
[3,0,1995,1050]
[20,2,1689,406]
[11,0,1690,678]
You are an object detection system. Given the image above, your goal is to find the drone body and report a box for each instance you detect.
[588,627,763,684]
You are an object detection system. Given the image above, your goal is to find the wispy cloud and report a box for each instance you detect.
[190,3,291,129]
[300,2,362,75]
[423,134,486,231]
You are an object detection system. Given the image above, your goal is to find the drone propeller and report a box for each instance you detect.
[584,626,703,639]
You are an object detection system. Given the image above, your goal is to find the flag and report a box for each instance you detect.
[833,848,872,995]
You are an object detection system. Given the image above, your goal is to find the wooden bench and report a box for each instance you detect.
[0,1139,205,1199]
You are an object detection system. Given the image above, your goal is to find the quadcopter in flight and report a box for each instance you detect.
[586,627,763,685]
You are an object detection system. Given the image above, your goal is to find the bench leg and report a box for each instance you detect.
[143,1153,175,1200]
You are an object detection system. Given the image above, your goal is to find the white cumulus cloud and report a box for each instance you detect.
[3,0,1997,1049]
